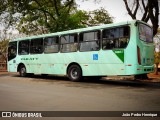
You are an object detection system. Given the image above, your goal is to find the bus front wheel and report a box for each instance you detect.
[19,65,27,77]
[68,65,82,82]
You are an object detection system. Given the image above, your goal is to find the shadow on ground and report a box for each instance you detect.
[7,73,160,89]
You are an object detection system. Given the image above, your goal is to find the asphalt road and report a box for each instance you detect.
[0,73,160,120]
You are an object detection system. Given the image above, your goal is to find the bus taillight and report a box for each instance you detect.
[137,46,141,65]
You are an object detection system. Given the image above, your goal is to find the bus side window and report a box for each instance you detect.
[102,26,129,49]
[44,36,59,53]
[79,31,100,52]
[30,38,43,54]
[119,26,130,48]
[18,40,29,55]
[60,34,78,53]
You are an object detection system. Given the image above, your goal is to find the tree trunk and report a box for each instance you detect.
[155,63,159,75]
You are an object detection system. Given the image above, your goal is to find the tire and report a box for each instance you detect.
[19,65,27,77]
[68,65,82,82]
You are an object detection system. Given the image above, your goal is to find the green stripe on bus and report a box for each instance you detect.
[113,50,124,63]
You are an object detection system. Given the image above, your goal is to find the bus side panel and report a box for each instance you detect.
[78,50,125,76]
[81,64,125,76]
[124,24,139,75]
[40,54,66,75]
[31,54,66,75]
[8,59,17,72]
[32,51,126,76]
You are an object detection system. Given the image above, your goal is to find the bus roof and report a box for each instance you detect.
[12,20,149,41]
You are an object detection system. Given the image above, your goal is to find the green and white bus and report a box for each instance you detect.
[8,20,154,81]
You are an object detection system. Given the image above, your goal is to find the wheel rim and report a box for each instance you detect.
[71,68,79,79]
[20,67,26,76]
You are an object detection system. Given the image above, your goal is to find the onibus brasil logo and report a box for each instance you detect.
[1,112,42,118]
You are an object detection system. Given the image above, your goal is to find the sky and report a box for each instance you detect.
[76,0,132,23]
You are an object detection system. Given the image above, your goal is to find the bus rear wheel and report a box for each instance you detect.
[68,65,82,82]
[19,65,27,77]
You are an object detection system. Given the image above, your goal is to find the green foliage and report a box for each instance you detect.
[87,7,113,26]
[158,28,160,34]
[154,51,160,75]
[0,0,113,35]
[0,39,9,61]
[154,34,160,64]
[154,52,160,64]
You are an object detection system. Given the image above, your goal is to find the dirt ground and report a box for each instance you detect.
[148,72,160,78]
[146,72,160,82]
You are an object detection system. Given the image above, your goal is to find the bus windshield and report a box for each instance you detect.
[8,41,17,61]
[139,23,153,43]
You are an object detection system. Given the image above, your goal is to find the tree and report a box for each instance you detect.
[17,0,85,34]
[0,40,9,62]
[85,7,113,26]
[0,0,85,34]
[123,0,159,36]
[0,30,9,63]
[0,0,113,35]
[154,51,160,75]
[123,0,160,75]
[154,30,160,75]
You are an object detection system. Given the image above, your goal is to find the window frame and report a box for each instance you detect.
[102,25,130,50]
[138,23,153,43]
[18,40,30,55]
[60,33,78,53]
[79,30,101,52]
[30,38,44,54]
[44,36,59,53]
